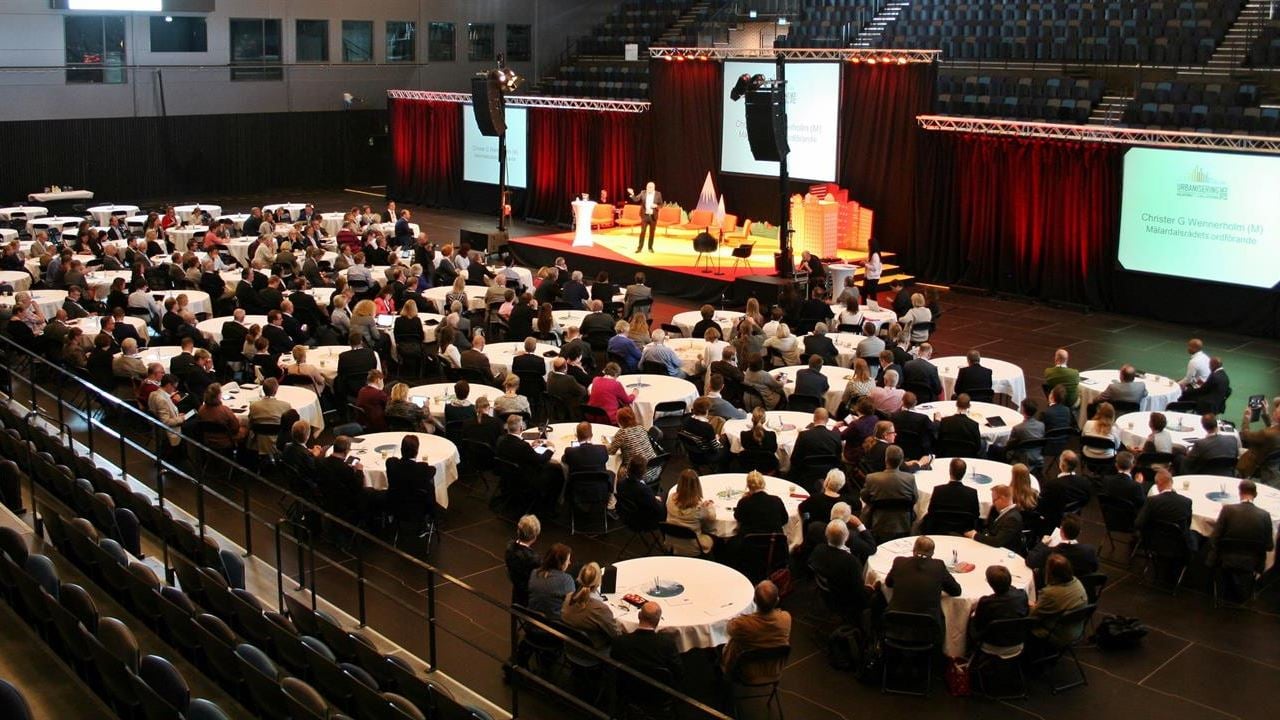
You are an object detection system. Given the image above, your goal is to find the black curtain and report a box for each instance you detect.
[649,59,723,209]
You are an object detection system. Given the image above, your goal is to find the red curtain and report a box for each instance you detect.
[649,59,723,211]
[525,109,648,225]
[911,132,1123,307]
[388,98,462,207]
[838,62,937,252]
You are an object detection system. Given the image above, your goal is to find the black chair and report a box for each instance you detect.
[1096,494,1139,558]
[650,401,688,452]
[935,435,982,459]
[658,522,708,558]
[1137,520,1192,593]
[971,616,1033,700]
[0,678,33,720]
[880,611,939,696]
[789,453,839,492]
[1195,455,1240,478]
[1030,604,1096,694]
[737,448,781,475]
[1211,538,1269,607]
[640,360,669,375]
[1079,435,1119,477]
[919,509,977,535]
[733,533,789,584]
[567,470,613,535]
[786,394,823,414]
[725,644,790,718]
[678,430,721,473]
[137,654,191,718]
[581,404,613,425]
[1043,426,1076,458]
[1079,572,1109,606]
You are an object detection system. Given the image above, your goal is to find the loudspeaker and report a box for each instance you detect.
[744,87,788,162]
[470,75,505,137]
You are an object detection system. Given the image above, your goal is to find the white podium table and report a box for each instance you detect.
[571,200,596,247]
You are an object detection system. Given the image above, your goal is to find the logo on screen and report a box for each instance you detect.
[1176,166,1228,200]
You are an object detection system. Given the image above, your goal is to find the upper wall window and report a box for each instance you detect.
[296,19,329,62]
[230,18,282,81]
[506,24,532,62]
[386,21,416,63]
[342,20,373,63]
[65,15,126,84]
[149,15,207,53]
[428,22,455,62]
[468,23,495,62]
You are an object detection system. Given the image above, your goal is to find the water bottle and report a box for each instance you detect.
[951,549,958,567]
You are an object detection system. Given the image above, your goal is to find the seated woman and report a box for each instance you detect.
[607,408,657,483]
[761,323,801,367]
[614,456,664,524]
[436,325,462,369]
[840,358,876,410]
[1081,401,1121,460]
[586,362,636,424]
[681,396,730,471]
[1010,463,1040,514]
[384,382,441,434]
[664,469,717,556]
[733,470,787,536]
[494,373,532,419]
[560,563,622,651]
[527,543,575,619]
[739,406,778,454]
[445,379,477,426]
[743,354,785,410]
[1027,554,1088,658]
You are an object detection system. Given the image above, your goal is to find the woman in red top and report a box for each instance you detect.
[160,206,178,230]
[586,362,636,424]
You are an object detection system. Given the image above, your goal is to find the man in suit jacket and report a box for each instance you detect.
[622,272,652,319]
[627,182,663,253]
[889,392,937,456]
[706,373,747,421]
[883,536,962,643]
[901,343,943,401]
[1098,364,1149,405]
[289,285,326,334]
[511,337,547,377]
[1182,413,1241,474]
[1038,451,1093,530]
[966,484,1024,552]
[336,335,379,396]
[954,349,995,400]
[1025,514,1098,586]
[1135,469,1196,552]
[385,434,437,524]
[721,581,791,685]
[247,379,293,454]
[1043,348,1081,409]
[936,393,985,456]
[561,422,610,476]
[860,446,919,539]
[968,565,1029,649]
[279,300,308,345]
[494,414,563,515]
[793,355,831,401]
[61,285,91,319]
[220,309,249,350]
[262,310,294,356]
[257,276,285,313]
[1209,480,1275,576]
[1178,357,1231,414]
[1100,451,1146,510]
[460,334,502,384]
[1041,385,1073,436]
[808,520,870,619]
[874,350,904,389]
[580,300,616,337]
[546,358,587,419]
[790,408,843,474]
[1001,399,1045,469]
[803,323,839,365]
[611,602,682,680]
[925,458,979,533]
[281,419,321,481]
[315,435,368,523]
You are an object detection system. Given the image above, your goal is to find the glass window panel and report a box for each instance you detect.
[296,19,329,62]
[386,20,415,63]
[65,15,126,84]
[342,20,373,63]
[230,18,283,81]
[427,21,455,62]
[149,15,207,53]
[468,23,495,62]
[506,24,532,62]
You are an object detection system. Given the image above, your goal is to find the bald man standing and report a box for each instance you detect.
[627,181,663,253]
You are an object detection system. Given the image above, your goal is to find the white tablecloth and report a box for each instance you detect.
[671,310,742,340]
[550,310,591,334]
[407,383,506,421]
[0,289,64,319]
[85,270,133,300]
[1077,370,1182,426]
[222,381,324,433]
[319,213,346,236]
[666,338,707,377]
[721,411,827,473]
[112,346,187,374]
[218,269,271,292]
[87,204,139,225]
[153,290,211,316]
[264,203,308,219]
[497,266,535,292]
[913,401,1025,445]
[866,535,1037,657]
[337,265,395,288]
[347,432,460,508]
[167,226,207,253]
[174,204,222,223]
[775,364,856,415]
[801,331,868,368]
[617,374,699,427]
[1119,411,1241,453]
[540,422,622,475]
[828,303,898,328]
[29,190,93,202]
[216,214,250,231]
[421,285,489,313]
[0,228,16,243]
[278,345,381,387]
[27,216,84,235]
[669,473,807,547]
[69,314,148,338]
[482,342,559,378]
[913,458,1040,522]
[197,315,269,345]
[226,239,255,267]
[1160,475,1280,569]
[607,556,755,652]
[0,206,47,221]
[932,356,1028,406]
[0,271,31,293]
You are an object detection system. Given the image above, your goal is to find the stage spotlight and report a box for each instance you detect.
[492,67,522,93]
[897,56,908,65]
[866,57,877,65]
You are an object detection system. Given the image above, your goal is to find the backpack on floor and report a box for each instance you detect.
[826,624,864,671]
[1091,615,1148,650]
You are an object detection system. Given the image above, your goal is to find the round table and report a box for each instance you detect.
[347,432,460,508]
[666,338,708,377]
[802,331,867,368]
[827,263,860,293]
[932,356,1028,406]
[319,212,346,235]
[671,310,743,339]
[539,422,622,475]
[70,315,148,338]
[1161,475,1280,569]
[421,285,489,313]
[606,556,755,652]
[0,228,17,243]
[775,364,855,415]
[196,315,268,344]
[289,287,334,307]
[85,270,133,300]
[219,269,272,292]
[619,374,699,427]
[828,303,898,328]
[226,239,255,267]
[153,290,211,316]
[216,213,250,231]
[264,203,308,219]
[866,535,1037,657]
[174,204,222,223]
[167,226,207,253]
[112,345,187,373]
[221,381,324,433]
[0,206,47,221]
[482,342,559,378]
[721,411,829,473]
[0,289,65,319]
[496,266,535,292]
[337,265,395,288]
[87,204,139,225]
[912,400,1025,445]
[279,346,381,387]
[1119,411,1241,453]
[551,310,591,333]
[27,217,84,236]
[1077,370,1182,426]
[407,383,506,421]
[0,271,31,293]
[913,458,1041,522]
[669,472,808,547]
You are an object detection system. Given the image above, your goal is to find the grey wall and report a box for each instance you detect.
[0,0,608,121]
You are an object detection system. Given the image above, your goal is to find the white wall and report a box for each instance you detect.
[0,0,608,121]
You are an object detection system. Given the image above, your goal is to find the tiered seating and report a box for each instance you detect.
[937,73,1104,123]
[1122,79,1278,131]
[772,0,888,48]
[1246,21,1280,66]
[873,0,1244,63]
[574,0,689,57]
[543,64,649,99]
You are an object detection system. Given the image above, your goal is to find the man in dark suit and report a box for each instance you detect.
[336,334,379,398]
[580,300,616,338]
[262,310,294,356]
[546,358,587,420]
[966,484,1024,552]
[1026,514,1098,586]
[954,349,994,400]
[1135,469,1196,553]
[1038,451,1092,530]
[393,209,415,249]
[1209,480,1275,599]
[281,419,321,484]
[925,458,979,533]
[611,602,682,682]
[561,421,610,476]
[235,270,264,314]
[278,300,308,345]
[874,349,903,389]
[790,408,843,476]
[627,182,663,253]
[384,434,437,527]
[1041,385,1073,436]
[173,312,207,350]
[1182,413,1240,474]
[999,399,1045,469]
[257,276,285,313]
[890,392,937,457]
[968,565,1029,648]
[220,309,249,349]
[1178,357,1231,414]
[883,536,962,643]
[1100,451,1146,510]
[168,337,197,378]
[936,393,985,456]
[315,435,369,523]
[61,285,91,319]
[560,270,590,310]
[901,343,943,402]
[860,445,919,539]
[511,337,547,377]
[494,414,563,516]
[803,323,840,366]
[792,355,831,402]
[289,284,326,334]
[460,334,502,385]
[808,519,870,620]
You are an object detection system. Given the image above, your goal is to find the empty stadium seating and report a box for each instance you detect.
[937,73,1105,123]
[1246,21,1280,66]
[772,0,887,48]
[1122,78,1279,131]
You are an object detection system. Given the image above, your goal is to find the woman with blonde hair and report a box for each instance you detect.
[739,406,778,453]
[899,292,932,344]
[446,275,468,309]
[283,345,326,395]
[242,323,263,361]
[626,313,650,346]
[494,373,531,417]
[762,322,801,366]
[734,469,787,535]
[385,381,437,433]
[561,562,621,649]
[1082,401,1120,460]
[1009,463,1039,511]
[350,298,382,348]
[664,469,716,556]
[841,358,876,407]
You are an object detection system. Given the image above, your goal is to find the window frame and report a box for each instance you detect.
[229,17,283,82]
[295,18,331,63]
[341,19,374,63]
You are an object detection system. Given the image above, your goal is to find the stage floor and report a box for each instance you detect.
[508,225,780,279]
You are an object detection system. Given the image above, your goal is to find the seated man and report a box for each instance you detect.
[721,580,792,686]
[803,323,839,366]
[965,484,1024,553]
[611,602,682,682]
[640,329,686,378]
[883,536,962,644]
[968,565,1029,656]
[1177,356,1231,414]
[790,408,843,475]
[953,349,994,400]
[792,355,830,400]
[1181,413,1240,474]
[1100,450,1146,511]
[1026,514,1098,587]
[494,414,564,516]
[924,458,979,534]
[1208,480,1276,602]
[1043,348,1080,410]
[1097,363,1148,405]
[808,519,871,622]
[705,373,747,421]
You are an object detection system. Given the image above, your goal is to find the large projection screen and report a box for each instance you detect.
[462,105,528,188]
[1118,147,1279,289]
[720,61,841,182]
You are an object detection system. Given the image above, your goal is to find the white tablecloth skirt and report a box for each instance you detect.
[616,374,699,427]
[912,401,1025,445]
[671,473,807,547]
[776,364,855,415]
[913,458,1040,522]
[223,382,324,434]
[347,432,460,508]
[932,356,1028,406]
[1158,476,1280,569]
[607,556,755,652]
[1077,371,1182,426]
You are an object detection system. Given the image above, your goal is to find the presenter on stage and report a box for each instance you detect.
[627,181,663,253]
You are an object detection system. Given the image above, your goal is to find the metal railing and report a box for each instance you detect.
[0,331,730,720]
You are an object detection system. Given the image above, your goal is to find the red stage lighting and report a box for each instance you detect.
[866,57,877,64]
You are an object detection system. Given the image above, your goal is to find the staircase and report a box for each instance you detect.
[853,0,913,48]
[657,0,713,46]
[1207,0,1271,69]
[1088,94,1131,125]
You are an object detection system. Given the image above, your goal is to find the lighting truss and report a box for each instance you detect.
[917,115,1280,153]
[386,89,650,113]
[649,47,940,63]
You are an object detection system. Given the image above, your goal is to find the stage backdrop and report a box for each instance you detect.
[389,99,464,208]
[525,108,650,225]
